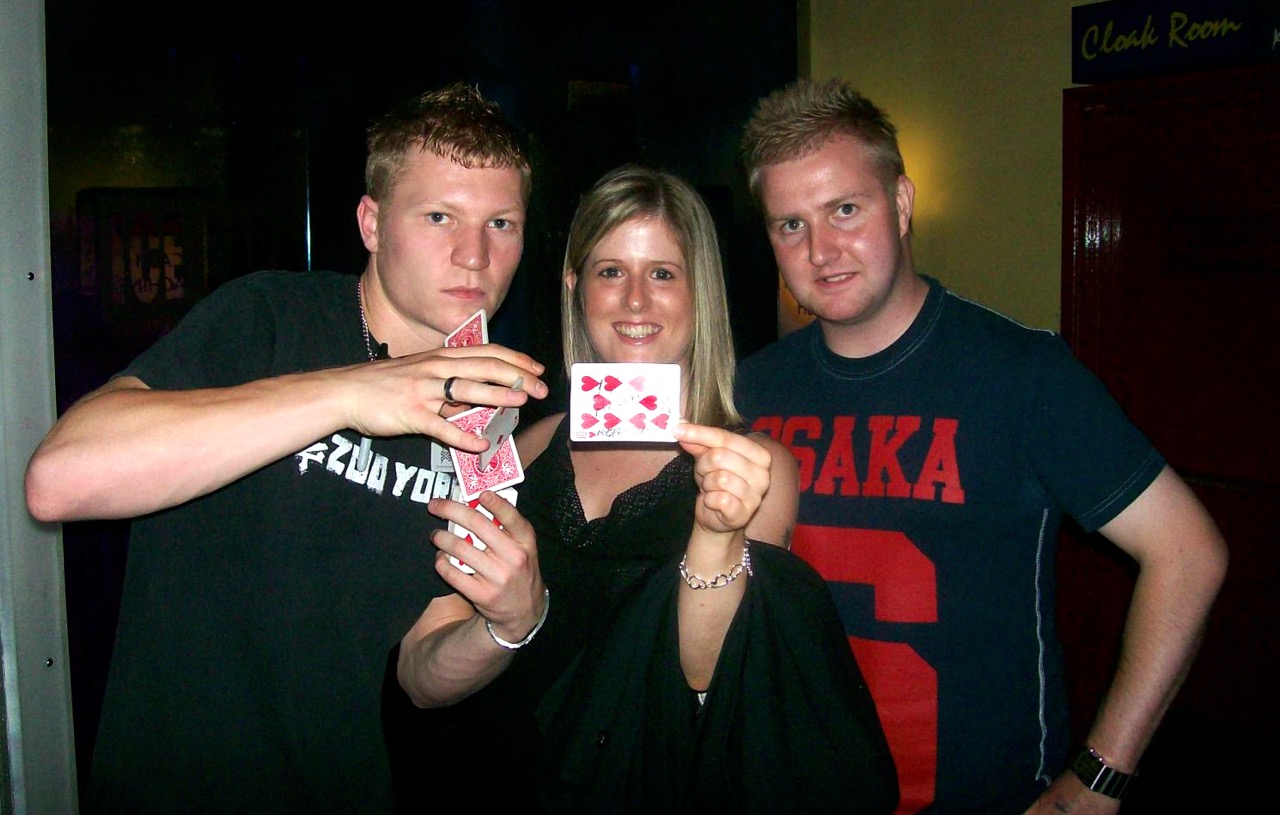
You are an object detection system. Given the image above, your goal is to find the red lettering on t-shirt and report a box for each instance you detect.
[912,418,965,504]
[814,416,860,496]
[779,416,822,492]
[752,414,964,508]
[863,415,920,498]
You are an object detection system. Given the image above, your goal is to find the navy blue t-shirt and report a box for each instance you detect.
[736,276,1163,814]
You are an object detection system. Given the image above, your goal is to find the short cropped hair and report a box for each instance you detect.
[365,83,530,202]
[561,166,742,429]
[740,78,905,199]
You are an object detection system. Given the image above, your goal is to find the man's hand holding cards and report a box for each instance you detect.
[569,363,681,443]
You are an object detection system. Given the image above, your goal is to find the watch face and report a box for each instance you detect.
[1070,748,1133,798]
[1071,749,1105,785]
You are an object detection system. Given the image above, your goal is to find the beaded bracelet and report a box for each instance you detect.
[485,587,550,650]
[679,545,753,590]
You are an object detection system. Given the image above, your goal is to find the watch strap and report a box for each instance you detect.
[1070,746,1136,800]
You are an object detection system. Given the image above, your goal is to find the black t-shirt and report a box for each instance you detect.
[383,418,697,811]
[91,271,453,814]
[384,419,899,814]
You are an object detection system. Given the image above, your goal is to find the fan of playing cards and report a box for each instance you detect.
[444,402,522,575]
[442,309,526,573]
[443,308,526,499]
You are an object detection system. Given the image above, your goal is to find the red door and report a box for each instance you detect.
[1060,64,1280,810]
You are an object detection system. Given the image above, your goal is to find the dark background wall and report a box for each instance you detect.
[44,0,797,797]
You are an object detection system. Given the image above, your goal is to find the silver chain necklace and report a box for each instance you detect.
[354,277,378,470]
[357,278,377,362]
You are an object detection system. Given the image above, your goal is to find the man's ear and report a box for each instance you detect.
[895,176,916,238]
[357,195,380,253]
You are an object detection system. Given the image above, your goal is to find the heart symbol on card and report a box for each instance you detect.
[581,414,599,429]
[603,413,621,429]
[639,395,658,411]
[604,376,623,391]
[629,376,646,391]
[581,376,601,391]
[654,414,669,429]
[629,413,647,430]
[593,394,610,411]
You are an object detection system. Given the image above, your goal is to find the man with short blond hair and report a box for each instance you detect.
[735,78,1227,814]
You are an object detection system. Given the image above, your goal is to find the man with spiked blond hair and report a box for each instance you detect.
[735,78,1227,814]
[26,83,548,814]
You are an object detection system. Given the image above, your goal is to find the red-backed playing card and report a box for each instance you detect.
[447,406,525,500]
[568,362,681,443]
[445,309,488,348]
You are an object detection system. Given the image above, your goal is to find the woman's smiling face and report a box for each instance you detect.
[569,215,693,368]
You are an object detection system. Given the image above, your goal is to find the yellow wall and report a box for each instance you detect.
[805,1,1094,330]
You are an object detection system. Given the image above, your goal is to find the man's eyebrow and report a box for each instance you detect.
[765,210,801,224]
[822,190,873,210]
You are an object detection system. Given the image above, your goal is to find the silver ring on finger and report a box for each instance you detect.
[443,376,460,405]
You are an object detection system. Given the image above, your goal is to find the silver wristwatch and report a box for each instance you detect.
[1070,746,1136,800]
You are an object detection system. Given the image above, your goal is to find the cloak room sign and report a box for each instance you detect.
[1071,0,1280,84]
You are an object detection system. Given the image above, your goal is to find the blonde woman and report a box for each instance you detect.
[387,166,896,814]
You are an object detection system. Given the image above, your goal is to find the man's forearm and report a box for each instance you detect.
[1082,467,1229,769]
[397,612,516,708]
[26,371,354,521]
[1082,553,1224,770]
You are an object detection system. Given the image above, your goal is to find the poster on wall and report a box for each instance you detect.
[77,188,210,331]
